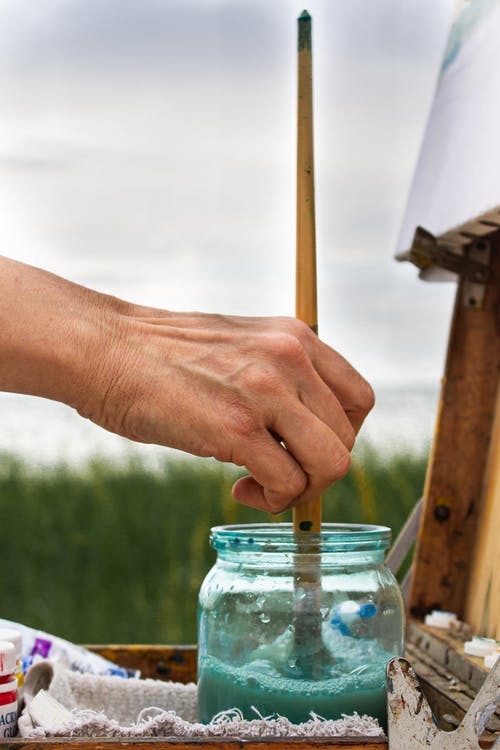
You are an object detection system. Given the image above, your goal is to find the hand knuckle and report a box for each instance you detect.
[356,381,375,414]
[268,498,288,514]
[265,467,306,513]
[270,332,307,365]
[274,315,305,334]
[286,316,311,337]
[263,488,288,514]
[225,405,257,440]
[240,363,281,396]
[287,466,308,497]
[330,449,352,480]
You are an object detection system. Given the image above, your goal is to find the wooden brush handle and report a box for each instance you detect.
[294,11,321,534]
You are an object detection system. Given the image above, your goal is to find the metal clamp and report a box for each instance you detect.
[397,227,491,282]
[396,227,492,307]
[387,656,500,749]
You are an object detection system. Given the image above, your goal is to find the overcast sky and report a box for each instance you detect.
[0,0,457,388]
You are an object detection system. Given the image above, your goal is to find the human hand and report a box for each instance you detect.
[0,258,374,513]
[81,306,374,513]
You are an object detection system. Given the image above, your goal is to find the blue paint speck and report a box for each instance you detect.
[359,603,377,619]
[330,617,351,636]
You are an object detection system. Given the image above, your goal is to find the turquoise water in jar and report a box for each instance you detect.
[197,523,404,727]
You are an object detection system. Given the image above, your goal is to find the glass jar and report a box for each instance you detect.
[197,523,404,727]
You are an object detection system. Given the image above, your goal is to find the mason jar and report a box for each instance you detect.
[197,523,404,727]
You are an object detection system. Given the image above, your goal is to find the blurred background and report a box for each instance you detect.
[0,0,456,643]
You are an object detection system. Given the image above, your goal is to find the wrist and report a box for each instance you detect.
[0,256,130,412]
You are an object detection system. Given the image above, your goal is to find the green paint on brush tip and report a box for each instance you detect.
[298,10,311,51]
[299,520,313,531]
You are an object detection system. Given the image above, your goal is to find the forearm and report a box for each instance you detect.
[0,256,124,409]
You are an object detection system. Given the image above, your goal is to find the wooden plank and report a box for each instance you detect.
[10,745,383,749]
[406,622,488,694]
[465,383,500,639]
[409,231,500,618]
[477,208,500,226]
[87,645,197,683]
[438,207,500,240]
[457,222,500,238]
[438,231,472,247]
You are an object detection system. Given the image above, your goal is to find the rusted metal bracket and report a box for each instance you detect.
[387,656,500,749]
[396,208,500,307]
[397,227,492,307]
[463,237,492,309]
[397,226,490,283]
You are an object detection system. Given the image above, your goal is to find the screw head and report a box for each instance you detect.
[434,504,450,522]
[474,240,489,252]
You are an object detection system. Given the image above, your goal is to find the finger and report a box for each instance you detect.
[273,403,352,506]
[306,338,375,433]
[231,430,307,514]
[297,364,356,450]
[256,318,375,435]
[232,475,289,514]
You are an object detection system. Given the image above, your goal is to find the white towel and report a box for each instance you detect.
[19,660,384,740]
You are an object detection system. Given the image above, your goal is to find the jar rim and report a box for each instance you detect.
[210,522,391,554]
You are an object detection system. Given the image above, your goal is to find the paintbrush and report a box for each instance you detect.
[292,9,324,680]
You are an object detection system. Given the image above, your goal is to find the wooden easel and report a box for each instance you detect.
[399,207,500,639]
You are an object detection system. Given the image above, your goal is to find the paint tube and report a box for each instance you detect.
[0,619,138,678]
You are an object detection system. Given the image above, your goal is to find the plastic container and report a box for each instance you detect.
[198,523,404,728]
[0,629,24,695]
[0,641,16,685]
[0,678,17,737]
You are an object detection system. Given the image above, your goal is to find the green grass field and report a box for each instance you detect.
[1,447,427,644]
